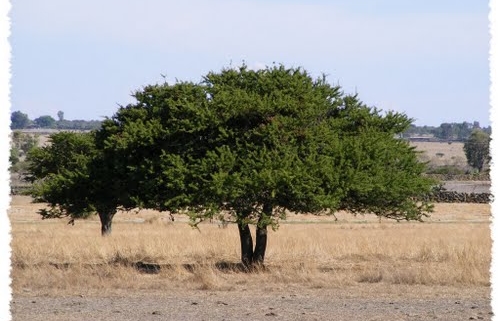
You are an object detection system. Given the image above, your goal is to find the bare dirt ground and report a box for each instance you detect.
[11,285,492,321]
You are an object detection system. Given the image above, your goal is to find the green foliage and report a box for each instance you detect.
[10,110,102,130]
[56,119,102,130]
[98,64,434,225]
[26,64,436,250]
[403,122,490,142]
[10,111,31,129]
[33,115,56,128]
[426,165,464,175]
[26,132,98,217]
[25,132,135,234]
[93,64,435,262]
[463,129,491,172]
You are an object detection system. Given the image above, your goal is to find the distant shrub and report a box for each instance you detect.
[426,165,464,175]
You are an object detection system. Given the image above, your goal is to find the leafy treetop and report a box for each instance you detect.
[463,129,491,172]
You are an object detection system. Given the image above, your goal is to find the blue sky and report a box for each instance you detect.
[10,0,490,126]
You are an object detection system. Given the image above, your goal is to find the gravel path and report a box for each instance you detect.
[11,286,492,321]
[442,181,490,194]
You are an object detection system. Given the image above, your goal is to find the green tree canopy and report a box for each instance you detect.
[26,132,135,235]
[96,64,435,266]
[10,111,31,129]
[33,115,56,128]
[463,129,491,172]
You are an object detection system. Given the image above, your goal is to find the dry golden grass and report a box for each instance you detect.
[9,196,491,295]
[410,141,468,168]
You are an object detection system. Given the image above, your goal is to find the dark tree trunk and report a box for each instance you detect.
[98,211,115,236]
[252,202,272,265]
[252,224,267,265]
[238,222,253,267]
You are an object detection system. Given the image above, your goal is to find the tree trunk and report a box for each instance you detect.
[98,211,115,236]
[238,222,253,267]
[252,224,267,265]
[252,202,272,265]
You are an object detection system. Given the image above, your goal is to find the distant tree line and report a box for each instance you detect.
[402,121,491,141]
[10,110,102,131]
[11,110,490,140]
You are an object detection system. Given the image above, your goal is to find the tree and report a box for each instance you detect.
[33,115,56,128]
[97,64,435,267]
[25,132,135,235]
[463,129,491,172]
[455,122,473,141]
[10,111,31,129]
[434,123,453,140]
[57,110,64,121]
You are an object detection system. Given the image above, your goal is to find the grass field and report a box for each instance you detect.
[410,141,468,169]
[9,196,491,295]
[8,138,493,320]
